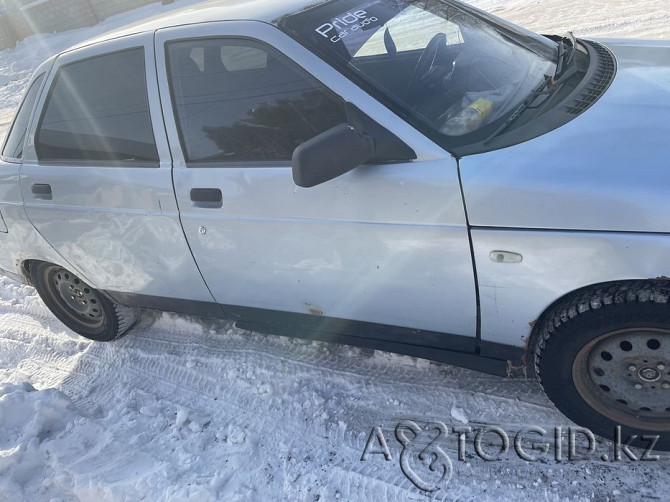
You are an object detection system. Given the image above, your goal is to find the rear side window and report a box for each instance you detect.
[35,48,158,164]
[166,38,347,163]
[2,74,45,160]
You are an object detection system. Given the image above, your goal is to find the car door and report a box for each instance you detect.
[20,33,214,305]
[155,22,477,344]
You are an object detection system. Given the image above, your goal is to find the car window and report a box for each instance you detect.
[166,38,347,163]
[2,73,45,160]
[281,0,557,151]
[35,48,159,164]
[354,6,463,57]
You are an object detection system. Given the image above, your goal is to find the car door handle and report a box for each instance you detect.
[31,183,52,200]
[190,188,223,208]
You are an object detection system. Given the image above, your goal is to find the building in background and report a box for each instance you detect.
[0,0,175,49]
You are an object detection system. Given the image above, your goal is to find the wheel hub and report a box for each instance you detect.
[638,366,662,382]
[573,328,670,430]
[51,269,103,321]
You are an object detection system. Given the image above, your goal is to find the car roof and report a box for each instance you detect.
[69,0,329,51]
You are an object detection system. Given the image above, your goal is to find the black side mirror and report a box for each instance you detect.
[292,103,416,188]
[292,124,373,188]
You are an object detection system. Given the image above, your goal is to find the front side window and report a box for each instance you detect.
[280,0,557,148]
[166,38,347,163]
[35,48,158,164]
[2,74,45,160]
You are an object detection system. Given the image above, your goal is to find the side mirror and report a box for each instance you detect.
[292,104,416,188]
[292,124,374,188]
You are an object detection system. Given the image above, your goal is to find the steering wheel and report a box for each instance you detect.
[405,33,449,98]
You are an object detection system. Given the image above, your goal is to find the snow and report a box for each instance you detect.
[1,1,670,500]
[450,406,469,425]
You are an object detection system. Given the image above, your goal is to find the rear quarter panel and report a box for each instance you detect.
[0,58,70,281]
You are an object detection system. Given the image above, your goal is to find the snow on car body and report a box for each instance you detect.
[0,0,669,448]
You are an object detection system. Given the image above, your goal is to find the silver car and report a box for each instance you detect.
[1,0,668,449]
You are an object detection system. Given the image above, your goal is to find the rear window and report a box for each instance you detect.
[35,48,158,164]
[2,74,45,160]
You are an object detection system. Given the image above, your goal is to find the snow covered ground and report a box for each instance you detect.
[1,1,669,500]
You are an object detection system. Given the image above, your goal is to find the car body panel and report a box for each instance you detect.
[0,153,69,281]
[0,1,669,372]
[473,229,670,348]
[460,39,670,234]
[18,33,214,302]
[0,57,72,280]
[154,21,477,337]
[458,38,670,348]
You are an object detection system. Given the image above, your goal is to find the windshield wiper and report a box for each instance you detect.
[555,31,576,80]
[483,75,554,145]
[483,32,580,146]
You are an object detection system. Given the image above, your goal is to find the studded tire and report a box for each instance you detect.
[535,281,670,451]
[30,261,138,342]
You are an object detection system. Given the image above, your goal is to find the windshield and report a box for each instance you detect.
[280,0,558,147]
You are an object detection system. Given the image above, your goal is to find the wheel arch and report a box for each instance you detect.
[530,278,670,449]
[20,259,38,285]
[20,258,64,286]
[526,278,670,359]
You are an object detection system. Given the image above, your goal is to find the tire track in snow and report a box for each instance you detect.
[4,282,666,500]
[2,292,574,499]
[0,308,424,496]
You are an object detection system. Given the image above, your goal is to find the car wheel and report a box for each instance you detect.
[30,261,138,341]
[535,282,670,451]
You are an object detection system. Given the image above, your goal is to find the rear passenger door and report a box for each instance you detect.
[20,33,213,304]
[155,22,477,342]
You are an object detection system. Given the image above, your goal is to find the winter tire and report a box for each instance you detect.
[535,282,670,451]
[30,261,138,342]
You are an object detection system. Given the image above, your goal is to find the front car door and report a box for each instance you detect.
[155,21,476,347]
[20,33,214,306]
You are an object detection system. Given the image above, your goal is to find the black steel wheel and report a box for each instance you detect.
[535,282,670,451]
[30,261,138,341]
